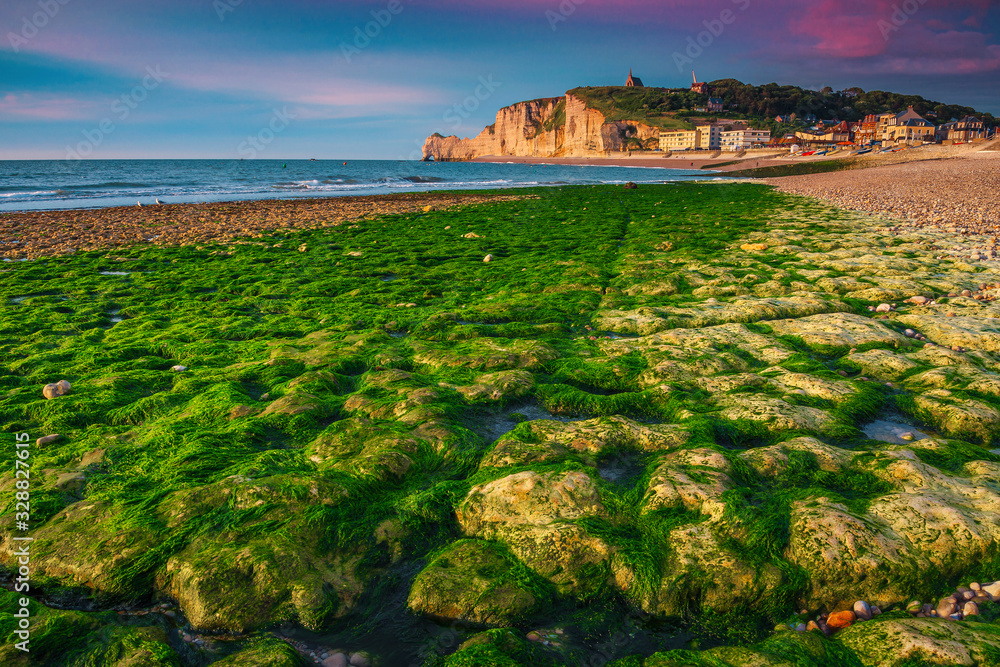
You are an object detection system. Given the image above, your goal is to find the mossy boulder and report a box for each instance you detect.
[647,627,862,666]
[411,338,559,371]
[838,616,1000,666]
[719,396,839,435]
[212,637,309,666]
[768,312,908,354]
[457,470,614,595]
[912,390,1000,444]
[407,539,543,625]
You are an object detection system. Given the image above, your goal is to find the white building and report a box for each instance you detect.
[695,124,722,150]
[721,128,772,151]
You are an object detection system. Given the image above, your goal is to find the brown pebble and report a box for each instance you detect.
[826,610,856,630]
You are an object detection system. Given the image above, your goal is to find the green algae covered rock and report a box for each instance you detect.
[0,589,181,666]
[407,539,545,625]
[457,470,614,596]
[646,629,863,667]
[212,637,309,666]
[838,616,1000,666]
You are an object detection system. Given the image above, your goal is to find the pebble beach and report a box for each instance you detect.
[766,147,1000,235]
[0,191,529,260]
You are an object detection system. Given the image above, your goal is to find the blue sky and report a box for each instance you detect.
[1,0,998,159]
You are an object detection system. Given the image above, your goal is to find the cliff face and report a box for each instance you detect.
[422,93,660,161]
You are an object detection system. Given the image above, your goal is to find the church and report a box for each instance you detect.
[625,69,644,87]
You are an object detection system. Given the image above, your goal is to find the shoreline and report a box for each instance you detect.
[0,190,531,260]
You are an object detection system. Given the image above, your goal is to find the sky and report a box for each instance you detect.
[1,0,998,160]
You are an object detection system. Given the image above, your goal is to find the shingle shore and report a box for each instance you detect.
[0,191,530,260]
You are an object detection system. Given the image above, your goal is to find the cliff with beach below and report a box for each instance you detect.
[422,90,670,161]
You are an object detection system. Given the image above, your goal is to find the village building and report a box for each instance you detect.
[625,69,644,87]
[690,71,709,95]
[937,116,986,142]
[878,106,927,143]
[708,97,724,112]
[696,124,721,150]
[720,128,771,151]
[855,114,880,145]
[658,129,699,151]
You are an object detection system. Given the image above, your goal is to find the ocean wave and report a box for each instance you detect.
[402,176,448,183]
[0,190,60,198]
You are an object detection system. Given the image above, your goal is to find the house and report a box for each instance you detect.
[691,71,709,95]
[625,69,644,87]
[879,106,928,143]
[937,116,986,142]
[879,107,934,144]
[708,97,724,112]
[720,128,771,151]
[855,114,880,145]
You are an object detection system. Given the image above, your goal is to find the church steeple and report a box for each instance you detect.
[625,69,643,87]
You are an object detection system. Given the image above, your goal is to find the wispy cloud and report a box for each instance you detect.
[0,93,94,120]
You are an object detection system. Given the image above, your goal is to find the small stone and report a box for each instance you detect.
[740,243,768,252]
[961,289,972,297]
[170,365,187,372]
[899,432,915,441]
[947,312,957,318]
[321,654,348,667]
[164,610,176,618]
[982,581,1000,598]
[963,601,979,617]
[853,600,873,621]
[183,633,192,642]
[961,590,976,600]
[795,623,806,632]
[871,605,882,616]
[971,582,982,592]
[909,296,928,305]
[527,631,542,642]
[875,303,892,313]
[624,181,638,190]
[349,653,370,667]
[904,329,916,337]
[36,434,63,447]
[937,599,958,618]
[806,620,823,634]
[483,254,494,263]
[42,379,72,399]
[826,610,856,630]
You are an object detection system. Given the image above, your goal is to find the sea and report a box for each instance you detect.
[0,159,714,212]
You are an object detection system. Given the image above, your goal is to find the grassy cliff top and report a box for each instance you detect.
[567,86,697,130]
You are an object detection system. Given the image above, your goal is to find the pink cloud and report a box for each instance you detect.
[0,93,94,120]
